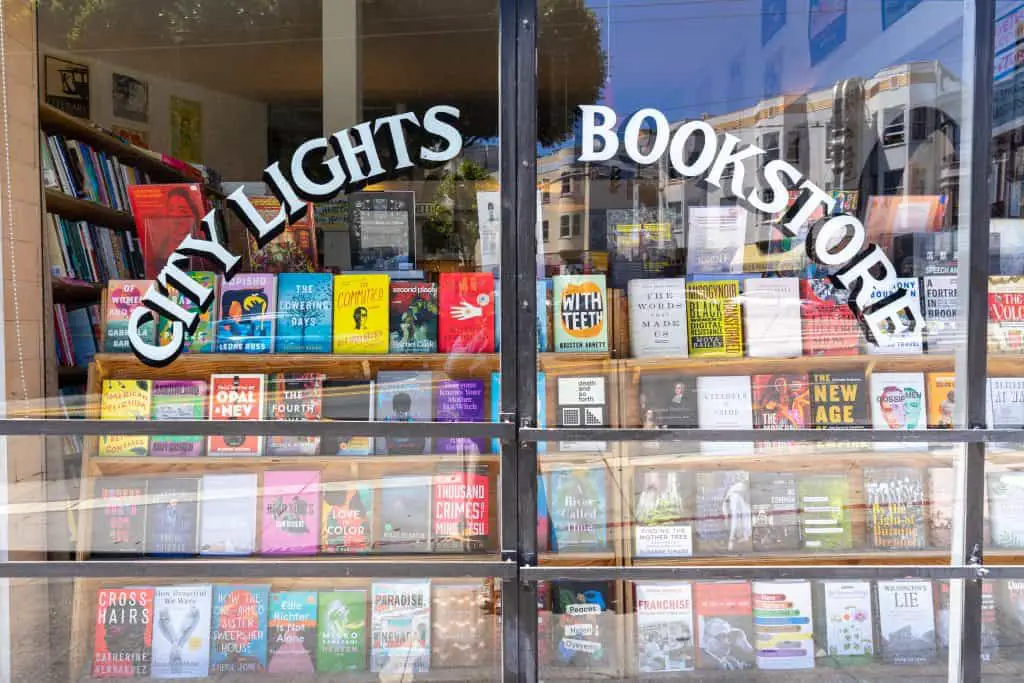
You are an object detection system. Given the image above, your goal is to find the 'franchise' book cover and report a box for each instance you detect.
[635,581,694,672]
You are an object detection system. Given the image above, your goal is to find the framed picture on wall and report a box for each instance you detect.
[43,55,89,118]
[112,73,148,123]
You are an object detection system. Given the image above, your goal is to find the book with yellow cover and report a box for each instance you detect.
[685,279,743,358]
[98,379,153,457]
[926,372,956,429]
[332,274,390,353]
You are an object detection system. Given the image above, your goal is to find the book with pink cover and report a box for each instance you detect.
[261,470,320,555]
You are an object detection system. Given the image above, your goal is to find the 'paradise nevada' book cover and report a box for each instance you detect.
[207,374,265,457]
[215,273,276,353]
[262,470,321,555]
[371,581,431,674]
[333,274,390,353]
[98,379,152,457]
[439,272,496,353]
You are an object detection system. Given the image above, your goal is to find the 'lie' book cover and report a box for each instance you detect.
[333,273,390,353]
[321,482,373,554]
[151,584,213,679]
[92,587,154,678]
[275,272,333,353]
[376,476,432,553]
[98,379,152,457]
[91,477,147,557]
[246,196,318,272]
[144,477,199,556]
[150,379,207,457]
[389,280,438,353]
[215,273,276,353]
[211,584,269,674]
[157,271,217,353]
[439,271,497,353]
[267,372,324,456]
[317,590,367,672]
[435,379,486,454]
[103,280,155,352]
[267,591,319,674]
[262,470,321,555]
[126,183,204,279]
[432,464,491,553]
[207,373,265,457]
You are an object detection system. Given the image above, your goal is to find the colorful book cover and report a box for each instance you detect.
[275,273,333,353]
[635,582,695,672]
[199,473,257,555]
[814,581,874,665]
[538,279,552,352]
[749,472,800,552]
[639,374,698,429]
[150,380,206,457]
[548,467,608,552]
[923,275,958,353]
[432,464,491,552]
[744,277,802,358]
[389,281,438,353]
[439,271,497,353]
[800,279,860,356]
[752,580,814,670]
[989,275,1024,352]
[697,375,754,456]
[103,280,155,352]
[694,470,752,555]
[333,273,390,353]
[432,582,494,668]
[538,474,550,552]
[556,375,608,452]
[246,196,318,272]
[552,274,608,353]
[211,585,269,674]
[551,581,616,669]
[865,277,924,355]
[262,470,320,555]
[91,478,147,557]
[215,273,276,353]
[267,372,324,456]
[126,184,204,279]
[376,476,432,553]
[694,581,755,670]
[435,379,486,454]
[321,482,373,554]
[92,587,154,677]
[207,374,265,457]
[928,467,955,549]
[489,371,547,453]
[988,472,1024,548]
[144,477,200,556]
[870,372,928,447]
[876,580,937,665]
[808,370,869,429]
[317,590,367,672]
[633,467,692,558]
[98,379,152,457]
[267,591,318,674]
[150,584,212,679]
[686,279,743,357]
[376,371,432,455]
[752,374,810,432]
[864,467,927,551]
[797,474,852,551]
[156,272,216,353]
[925,372,956,428]
[627,277,688,357]
[320,380,375,456]
[370,580,431,673]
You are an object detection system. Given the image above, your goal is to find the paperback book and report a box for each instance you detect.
[103,280,155,352]
[537,279,552,352]
[333,273,390,353]
[929,467,955,549]
[91,478,147,557]
[686,279,743,357]
[246,196,318,272]
[923,275,959,353]
[686,206,747,274]
[988,472,1024,549]
[92,587,154,677]
[151,584,212,679]
[144,477,199,556]
[863,467,926,550]
[635,582,695,672]
[926,372,956,429]
[439,271,496,353]
[743,277,802,358]
[267,591,318,674]
[876,580,937,665]
[490,372,547,453]
[988,377,1024,431]
[808,370,868,429]
[697,375,754,456]
[262,470,321,555]
[435,379,486,454]
[694,581,755,670]
[638,374,698,430]
[321,482,373,554]
[215,273,276,353]
[316,590,367,672]
[156,272,216,353]
[552,274,608,353]
[813,581,874,665]
[749,472,800,552]
[376,371,432,455]
[870,372,927,447]
[389,281,438,353]
[211,585,269,674]
[556,375,608,451]
[377,476,432,553]
[800,279,860,356]
[432,582,494,668]
[207,374,265,457]
[267,373,324,456]
[633,467,692,558]
[988,275,1024,352]
[752,374,810,448]
[865,278,924,355]
[752,580,814,670]
[199,473,257,555]
[275,273,333,353]
[370,580,431,673]
[432,465,491,552]
[797,474,852,551]
[627,277,687,357]
[694,470,752,555]
[98,379,151,457]
[548,467,608,552]
[150,380,206,457]
[320,380,374,456]
[552,580,616,668]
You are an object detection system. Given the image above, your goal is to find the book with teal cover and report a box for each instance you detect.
[548,468,608,552]
[268,591,319,673]
[211,584,269,674]
[215,273,276,353]
[276,273,333,353]
[156,271,217,353]
[490,371,545,453]
[316,590,367,672]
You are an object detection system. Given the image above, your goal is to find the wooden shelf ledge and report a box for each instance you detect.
[52,279,102,308]
[44,189,134,232]
[86,453,501,476]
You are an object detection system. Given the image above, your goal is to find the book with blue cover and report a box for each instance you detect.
[548,467,608,552]
[276,273,333,353]
[211,584,269,674]
[376,371,432,455]
[215,273,276,353]
[490,372,545,453]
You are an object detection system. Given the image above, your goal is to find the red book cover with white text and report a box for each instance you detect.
[126,184,205,278]
[93,587,154,678]
[207,373,265,456]
[438,272,496,353]
[800,279,860,356]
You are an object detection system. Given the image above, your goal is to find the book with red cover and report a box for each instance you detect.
[800,279,860,356]
[432,464,491,553]
[752,374,810,431]
[438,272,496,353]
[694,581,755,671]
[126,184,205,279]
[207,373,265,456]
[93,587,154,678]
[246,196,318,273]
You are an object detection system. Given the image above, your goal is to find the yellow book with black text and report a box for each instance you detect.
[332,274,390,353]
[98,379,153,456]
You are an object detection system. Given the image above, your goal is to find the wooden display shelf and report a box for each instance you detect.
[58,365,88,385]
[540,551,619,565]
[44,189,135,232]
[52,279,102,308]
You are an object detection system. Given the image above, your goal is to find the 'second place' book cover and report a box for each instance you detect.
[261,470,321,555]
[267,591,318,674]
[98,379,152,457]
[207,374,265,457]
[316,590,367,672]
[215,273,276,353]
[275,272,333,353]
[553,274,609,353]
[439,272,497,353]
[370,580,431,674]
[151,584,212,679]
[267,372,324,456]
[150,380,206,457]
[210,584,269,674]
[92,587,154,678]
[389,281,438,353]
[333,273,390,353]
[376,476,432,553]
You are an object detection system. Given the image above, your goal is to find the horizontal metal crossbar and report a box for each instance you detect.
[520,565,979,581]
[520,427,1023,443]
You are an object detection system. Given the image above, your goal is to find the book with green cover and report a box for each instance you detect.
[317,590,367,672]
[156,271,217,353]
[798,474,853,551]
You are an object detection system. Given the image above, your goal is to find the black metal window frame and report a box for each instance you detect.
[0,1,1004,681]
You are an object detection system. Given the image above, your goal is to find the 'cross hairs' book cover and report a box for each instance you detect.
[92,587,154,678]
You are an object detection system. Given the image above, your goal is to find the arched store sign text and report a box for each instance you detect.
[578,104,920,350]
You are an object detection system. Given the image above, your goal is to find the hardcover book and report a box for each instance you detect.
[864,468,926,550]
[814,581,874,665]
[144,477,200,556]
[999,580,1024,662]
[246,196,318,272]
[333,273,390,353]
[103,280,155,352]
[215,273,276,353]
[151,584,212,679]
[321,482,373,554]
[262,471,320,555]
[929,467,955,549]
[988,275,1024,352]
[538,474,550,552]
[988,472,1024,549]
[752,580,814,670]
[267,591,318,674]
[435,379,486,454]
[320,380,374,456]
[207,374,265,457]
[797,474,852,551]
[317,590,367,672]
[370,580,430,673]
[752,374,810,439]
[639,374,698,429]
[800,279,860,356]
[211,585,269,674]
[275,273,333,353]
[439,271,496,353]
[93,587,154,677]
[697,375,754,456]
[556,375,608,451]
[552,274,608,353]
[127,184,204,279]
[98,379,152,457]
[685,279,743,357]
[694,581,755,670]
[876,580,937,665]
[627,277,687,357]
[199,473,257,555]
[551,580,616,668]
[156,272,216,353]
[537,279,552,352]
[267,372,324,456]
[749,472,800,552]
[743,277,802,358]
[694,470,752,555]
[432,582,494,668]
[923,275,959,353]
[376,371,432,455]
[635,582,695,672]
[92,478,147,557]
[633,467,692,558]
[376,476,432,553]
[490,371,547,453]
[150,380,206,457]
[935,581,999,662]
[548,467,608,552]
[926,372,956,429]
[808,370,869,429]
[869,372,928,445]
[686,206,747,274]
[432,464,491,552]
[865,277,924,355]
[988,377,1024,429]
[389,281,438,353]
